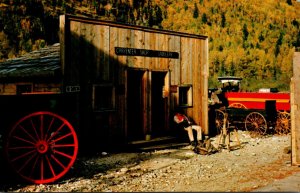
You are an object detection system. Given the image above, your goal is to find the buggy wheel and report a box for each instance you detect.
[275,111,291,135]
[228,103,247,109]
[215,109,225,135]
[245,112,267,137]
[5,111,78,184]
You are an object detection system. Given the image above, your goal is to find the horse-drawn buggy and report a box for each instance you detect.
[210,76,291,137]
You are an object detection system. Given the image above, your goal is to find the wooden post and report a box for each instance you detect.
[292,52,300,166]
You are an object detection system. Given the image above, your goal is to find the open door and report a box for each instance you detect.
[151,71,169,137]
[127,69,147,141]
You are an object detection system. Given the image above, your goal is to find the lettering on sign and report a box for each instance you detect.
[66,86,80,93]
[115,47,179,59]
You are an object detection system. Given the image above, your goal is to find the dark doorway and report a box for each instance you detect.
[151,71,167,137]
[127,70,146,141]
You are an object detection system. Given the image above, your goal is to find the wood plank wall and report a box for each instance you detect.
[60,15,209,139]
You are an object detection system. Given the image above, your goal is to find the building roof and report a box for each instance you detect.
[0,43,61,80]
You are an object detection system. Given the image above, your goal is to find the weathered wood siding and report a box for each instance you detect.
[60,14,209,145]
[292,52,300,165]
[0,83,61,95]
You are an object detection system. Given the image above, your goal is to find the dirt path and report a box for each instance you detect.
[1,131,300,192]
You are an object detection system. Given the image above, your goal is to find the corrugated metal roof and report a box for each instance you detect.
[0,43,61,79]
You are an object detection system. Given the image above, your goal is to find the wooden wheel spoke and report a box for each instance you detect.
[8,145,35,150]
[40,157,44,181]
[30,155,40,178]
[49,132,73,144]
[17,152,38,173]
[275,111,291,135]
[40,114,44,141]
[47,123,66,143]
[228,103,247,109]
[51,154,67,169]
[12,135,36,146]
[44,117,55,141]
[245,112,266,136]
[11,149,36,162]
[46,155,56,178]
[52,144,76,148]
[30,118,40,141]
[18,124,37,143]
[53,149,73,159]
[256,126,265,134]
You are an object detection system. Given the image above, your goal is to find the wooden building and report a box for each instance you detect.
[0,43,61,95]
[59,14,209,150]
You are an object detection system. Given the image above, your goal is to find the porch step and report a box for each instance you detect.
[127,136,189,152]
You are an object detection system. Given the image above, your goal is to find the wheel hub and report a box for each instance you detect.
[36,141,48,154]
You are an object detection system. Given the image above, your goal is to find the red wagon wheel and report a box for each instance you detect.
[245,112,267,137]
[5,111,78,184]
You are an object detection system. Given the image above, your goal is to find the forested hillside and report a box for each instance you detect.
[0,0,300,91]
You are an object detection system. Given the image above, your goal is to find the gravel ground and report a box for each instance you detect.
[1,131,300,192]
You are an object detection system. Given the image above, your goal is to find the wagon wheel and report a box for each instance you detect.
[215,109,225,135]
[245,112,267,137]
[5,111,78,184]
[275,111,291,135]
[228,103,247,109]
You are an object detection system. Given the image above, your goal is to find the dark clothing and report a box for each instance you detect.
[178,119,190,129]
[174,113,192,129]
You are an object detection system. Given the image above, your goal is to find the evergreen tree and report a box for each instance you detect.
[242,23,249,41]
[193,3,199,19]
[155,5,163,27]
[258,32,264,42]
[184,3,188,11]
[286,0,292,5]
[275,31,284,57]
[221,12,226,28]
[201,13,207,24]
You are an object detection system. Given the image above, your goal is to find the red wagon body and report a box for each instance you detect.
[224,92,290,111]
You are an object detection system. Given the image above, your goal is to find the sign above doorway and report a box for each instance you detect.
[115,47,179,59]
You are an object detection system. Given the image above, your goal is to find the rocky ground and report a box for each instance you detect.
[1,131,300,192]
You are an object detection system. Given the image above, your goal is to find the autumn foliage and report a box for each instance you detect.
[0,0,299,91]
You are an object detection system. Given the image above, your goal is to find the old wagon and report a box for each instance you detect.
[211,76,291,137]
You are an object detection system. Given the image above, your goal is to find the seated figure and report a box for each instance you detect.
[173,110,203,148]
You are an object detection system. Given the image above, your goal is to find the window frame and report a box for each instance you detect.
[92,83,116,112]
[178,84,193,107]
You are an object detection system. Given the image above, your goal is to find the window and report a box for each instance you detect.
[16,84,32,95]
[93,84,115,111]
[179,85,193,107]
